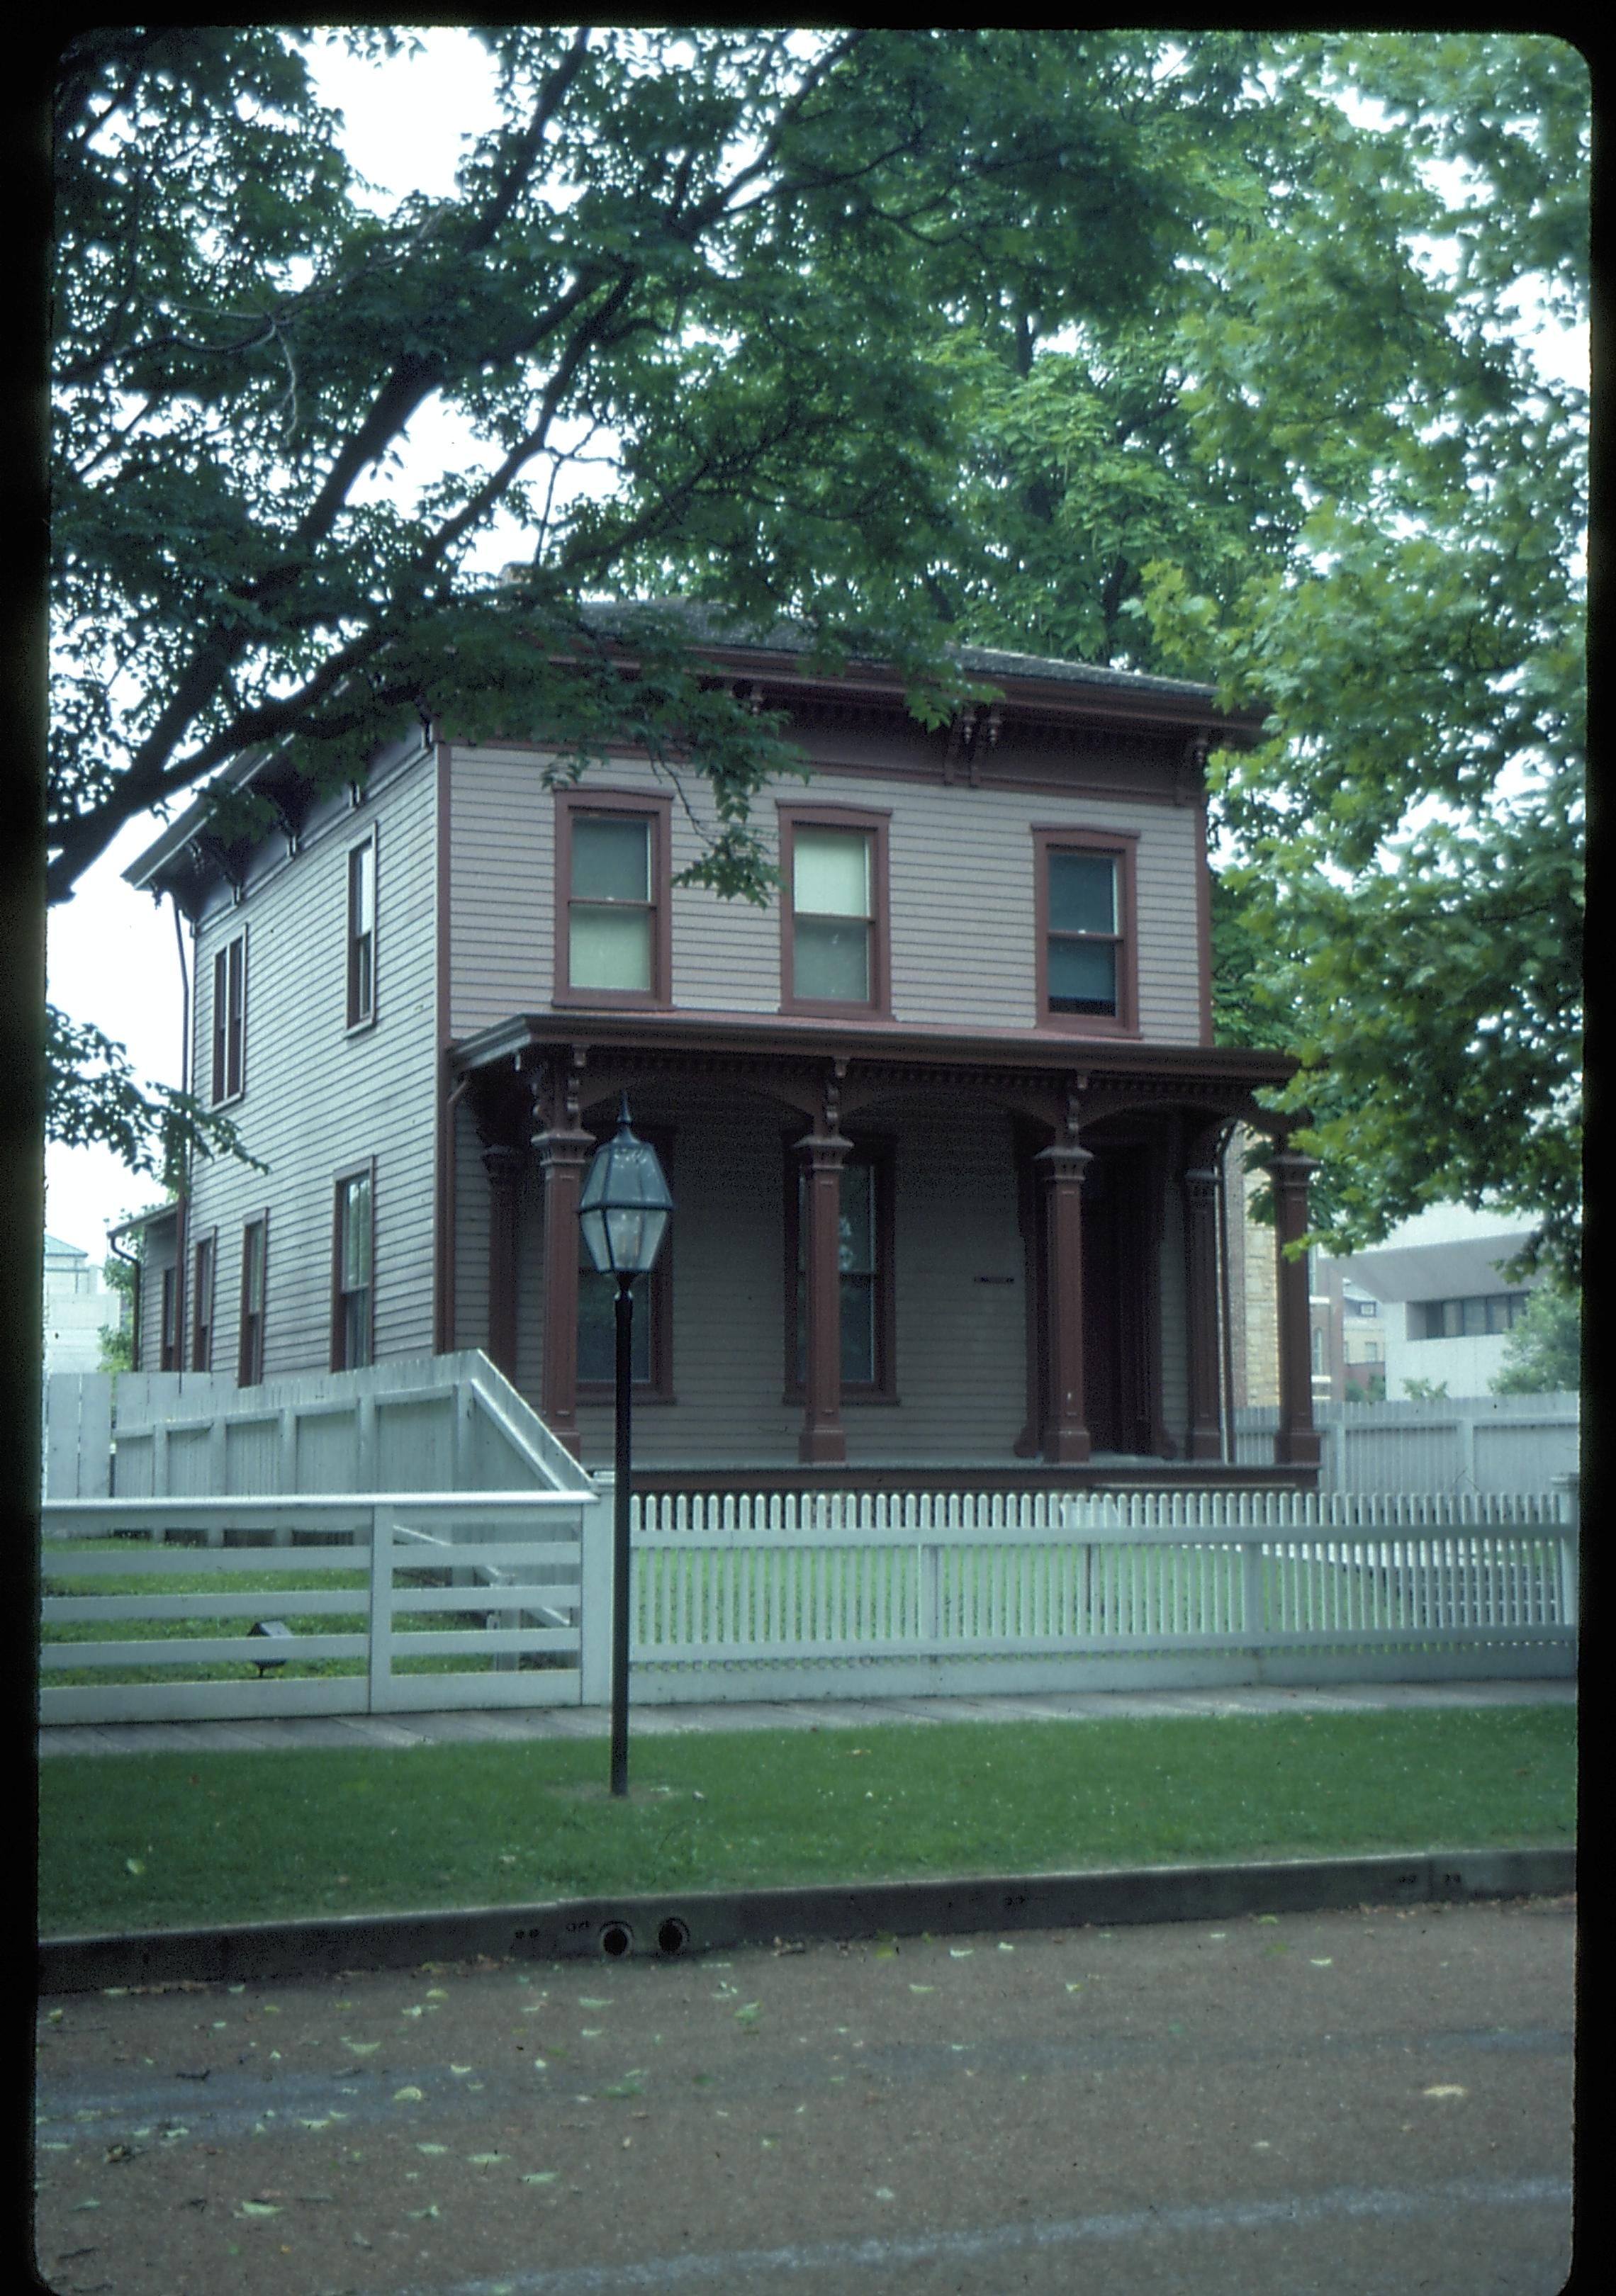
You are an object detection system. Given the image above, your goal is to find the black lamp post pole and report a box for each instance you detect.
[610,1273,634,1799]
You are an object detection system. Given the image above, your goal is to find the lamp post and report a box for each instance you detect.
[579,1096,673,1799]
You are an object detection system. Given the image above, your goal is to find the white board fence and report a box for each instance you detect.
[42,1482,1576,1724]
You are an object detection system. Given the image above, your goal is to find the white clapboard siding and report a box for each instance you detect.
[184,748,440,1385]
[448,747,1206,1044]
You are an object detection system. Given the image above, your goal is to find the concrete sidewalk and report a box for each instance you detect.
[37,1674,1575,1760]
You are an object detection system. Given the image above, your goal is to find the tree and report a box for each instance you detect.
[1491,1282,1581,1394]
[926,33,1587,1278]
[47,23,1276,1161]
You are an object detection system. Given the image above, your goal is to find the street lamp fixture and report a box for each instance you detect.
[578,1095,673,1798]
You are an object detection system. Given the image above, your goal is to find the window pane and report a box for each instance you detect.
[578,1269,651,1383]
[1048,851,1115,935]
[243,1225,264,1314]
[342,1176,371,1289]
[841,1274,875,1384]
[571,906,653,991]
[794,828,870,918]
[572,815,649,902]
[795,916,870,1001]
[350,844,375,935]
[839,1164,873,1273]
[1048,937,1117,1013]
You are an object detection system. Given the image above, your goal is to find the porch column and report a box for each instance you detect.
[481,1145,524,1382]
[534,1124,595,1456]
[1271,1148,1322,1468]
[797,1129,851,1465]
[1182,1164,1223,1461]
[1036,1134,1094,1464]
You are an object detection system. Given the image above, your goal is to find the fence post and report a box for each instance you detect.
[578,1477,613,1706]
[1242,1536,1264,1642]
[368,1502,393,1713]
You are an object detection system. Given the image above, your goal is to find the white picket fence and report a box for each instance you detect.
[41,1482,1576,1724]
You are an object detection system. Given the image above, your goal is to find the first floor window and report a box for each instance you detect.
[333,1167,374,1370]
[159,1266,178,1371]
[191,1234,215,1371]
[211,932,246,1101]
[240,1217,267,1385]
[785,1140,892,1394]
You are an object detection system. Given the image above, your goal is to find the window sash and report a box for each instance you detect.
[191,1236,214,1371]
[240,1220,266,1385]
[792,1157,884,1390]
[559,801,666,1002]
[212,936,245,1100]
[347,842,376,1025]
[780,812,887,1013]
[335,1172,374,1369]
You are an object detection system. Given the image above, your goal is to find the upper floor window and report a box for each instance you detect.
[555,791,672,1006]
[239,1216,267,1385]
[778,806,890,1016]
[347,834,376,1028]
[211,931,246,1102]
[332,1164,374,1371]
[1033,828,1138,1035]
[1411,1292,1532,1341]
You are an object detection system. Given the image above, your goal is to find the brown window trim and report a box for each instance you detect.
[158,1265,178,1371]
[576,1125,675,1403]
[782,1131,898,1402]
[210,930,247,1103]
[346,828,378,1032]
[190,1229,217,1372]
[553,788,674,1010]
[331,1159,376,1372]
[1032,825,1140,1038]
[777,802,892,1019]
[239,1212,269,1386]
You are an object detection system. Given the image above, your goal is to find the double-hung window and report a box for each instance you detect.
[779,806,890,1015]
[239,1217,267,1385]
[1033,828,1137,1035]
[784,1139,894,1397]
[347,833,376,1028]
[191,1232,215,1371]
[211,931,246,1101]
[332,1165,374,1370]
[555,791,671,1006]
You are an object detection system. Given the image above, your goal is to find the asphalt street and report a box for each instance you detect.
[33,1892,1576,2296]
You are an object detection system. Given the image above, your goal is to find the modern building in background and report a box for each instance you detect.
[42,1233,123,1378]
[1339,1203,1541,1399]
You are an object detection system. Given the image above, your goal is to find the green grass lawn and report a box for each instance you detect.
[37,1704,1574,1937]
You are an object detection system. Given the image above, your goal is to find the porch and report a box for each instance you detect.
[449,1017,1321,1485]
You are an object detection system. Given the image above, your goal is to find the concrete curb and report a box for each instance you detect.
[37,1847,1574,1995]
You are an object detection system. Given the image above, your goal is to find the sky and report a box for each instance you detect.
[43,30,1588,1262]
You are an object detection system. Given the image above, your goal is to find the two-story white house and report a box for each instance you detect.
[123,616,1321,1490]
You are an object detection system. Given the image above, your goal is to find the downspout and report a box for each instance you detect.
[436,1069,472,1356]
[169,892,191,1369]
[1216,1121,1237,1465]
